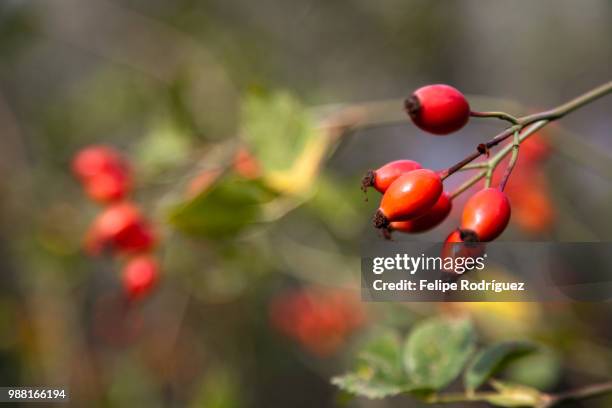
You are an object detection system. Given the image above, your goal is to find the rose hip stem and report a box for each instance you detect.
[440,81,612,180]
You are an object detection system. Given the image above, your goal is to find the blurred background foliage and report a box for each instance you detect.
[0,1,611,407]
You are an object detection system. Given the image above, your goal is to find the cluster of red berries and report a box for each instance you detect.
[269,287,366,357]
[72,145,159,300]
[363,85,515,269]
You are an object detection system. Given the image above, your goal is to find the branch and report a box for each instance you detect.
[423,380,612,407]
[542,381,612,407]
[498,130,520,191]
[448,121,547,197]
[441,81,612,180]
[470,110,519,124]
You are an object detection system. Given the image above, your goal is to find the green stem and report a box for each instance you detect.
[424,380,612,407]
[443,81,612,179]
[520,81,612,123]
[470,110,519,124]
[425,391,499,404]
[450,169,488,199]
[457,162,489,171]
[543,381,612,407]
[498,130,520,191]
[450,122,546,199]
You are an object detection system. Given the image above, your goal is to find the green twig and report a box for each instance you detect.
[470,110,519,124]
[542,381,612,407]
[450,122,547,199]
[450,169,488,199]
[499,130,520,191]
[442,81,612,179]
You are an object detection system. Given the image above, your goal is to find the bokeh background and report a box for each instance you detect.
[0,1,611,407]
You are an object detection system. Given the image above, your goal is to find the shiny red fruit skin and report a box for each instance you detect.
[379,169,443,222]
[407,84,470,135]
[461,188,511,241]
[367,160,422,193]
[86,203,156,255]
[390,191,452,233]
[441,229,485,273]
[122,256,159,300]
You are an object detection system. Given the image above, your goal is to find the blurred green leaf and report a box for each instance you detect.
[241,90,315,173]
[240,90,333,194]
[332,331,408,399]
[464,341,537,392]
[136,119,191,176]
[332,371,406,400]
[168,174,278,238]
[403,317,475,391]
[482,380,544,407]
[358,331,404,381]
[505,349,561,391]
[190,370,241,408]
[305,175,363,238]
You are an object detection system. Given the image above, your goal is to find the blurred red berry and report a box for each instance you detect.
[83,170,131,203]
[122,255,159,300]
[373,169,443,228]
[505,168,555,234]
[389,191,452,234]
[406,84,470,135]
[85,202,156,255]
[461,188,511,242]
[72,145,132,203]
[512,188,555,234]
[361,159,422,194]
[186,168,222,198]
[518,132,551,165]
[269,288,365,357]
[233,147,261,179]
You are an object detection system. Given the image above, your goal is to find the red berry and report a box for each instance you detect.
[85,203,156,255]
[373,169,443,228]
[233,147,261,179]
[461,188,511,241]
[72,145,120,179]
[441,229,485,273]
[269,288,365,356]
[519,132,551,165]
[72,145,132,203]
[83,170,131,203]
[122,255,159,300]
[389,191,452,234]
[361,159,422,193]
[505,168,554,234]
[405,84,470,135]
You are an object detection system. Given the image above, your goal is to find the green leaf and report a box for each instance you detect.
[465,341,538,392]
[482,380,544,407]
[240,90,332,194]
[332,332,408,399]
[241,90,316,174]
[332,372,405,400]
[357,331,404,381]
[136,120,191,176]
[505,348,561,391]
[403,317,476,391]
[168,174,277,238]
